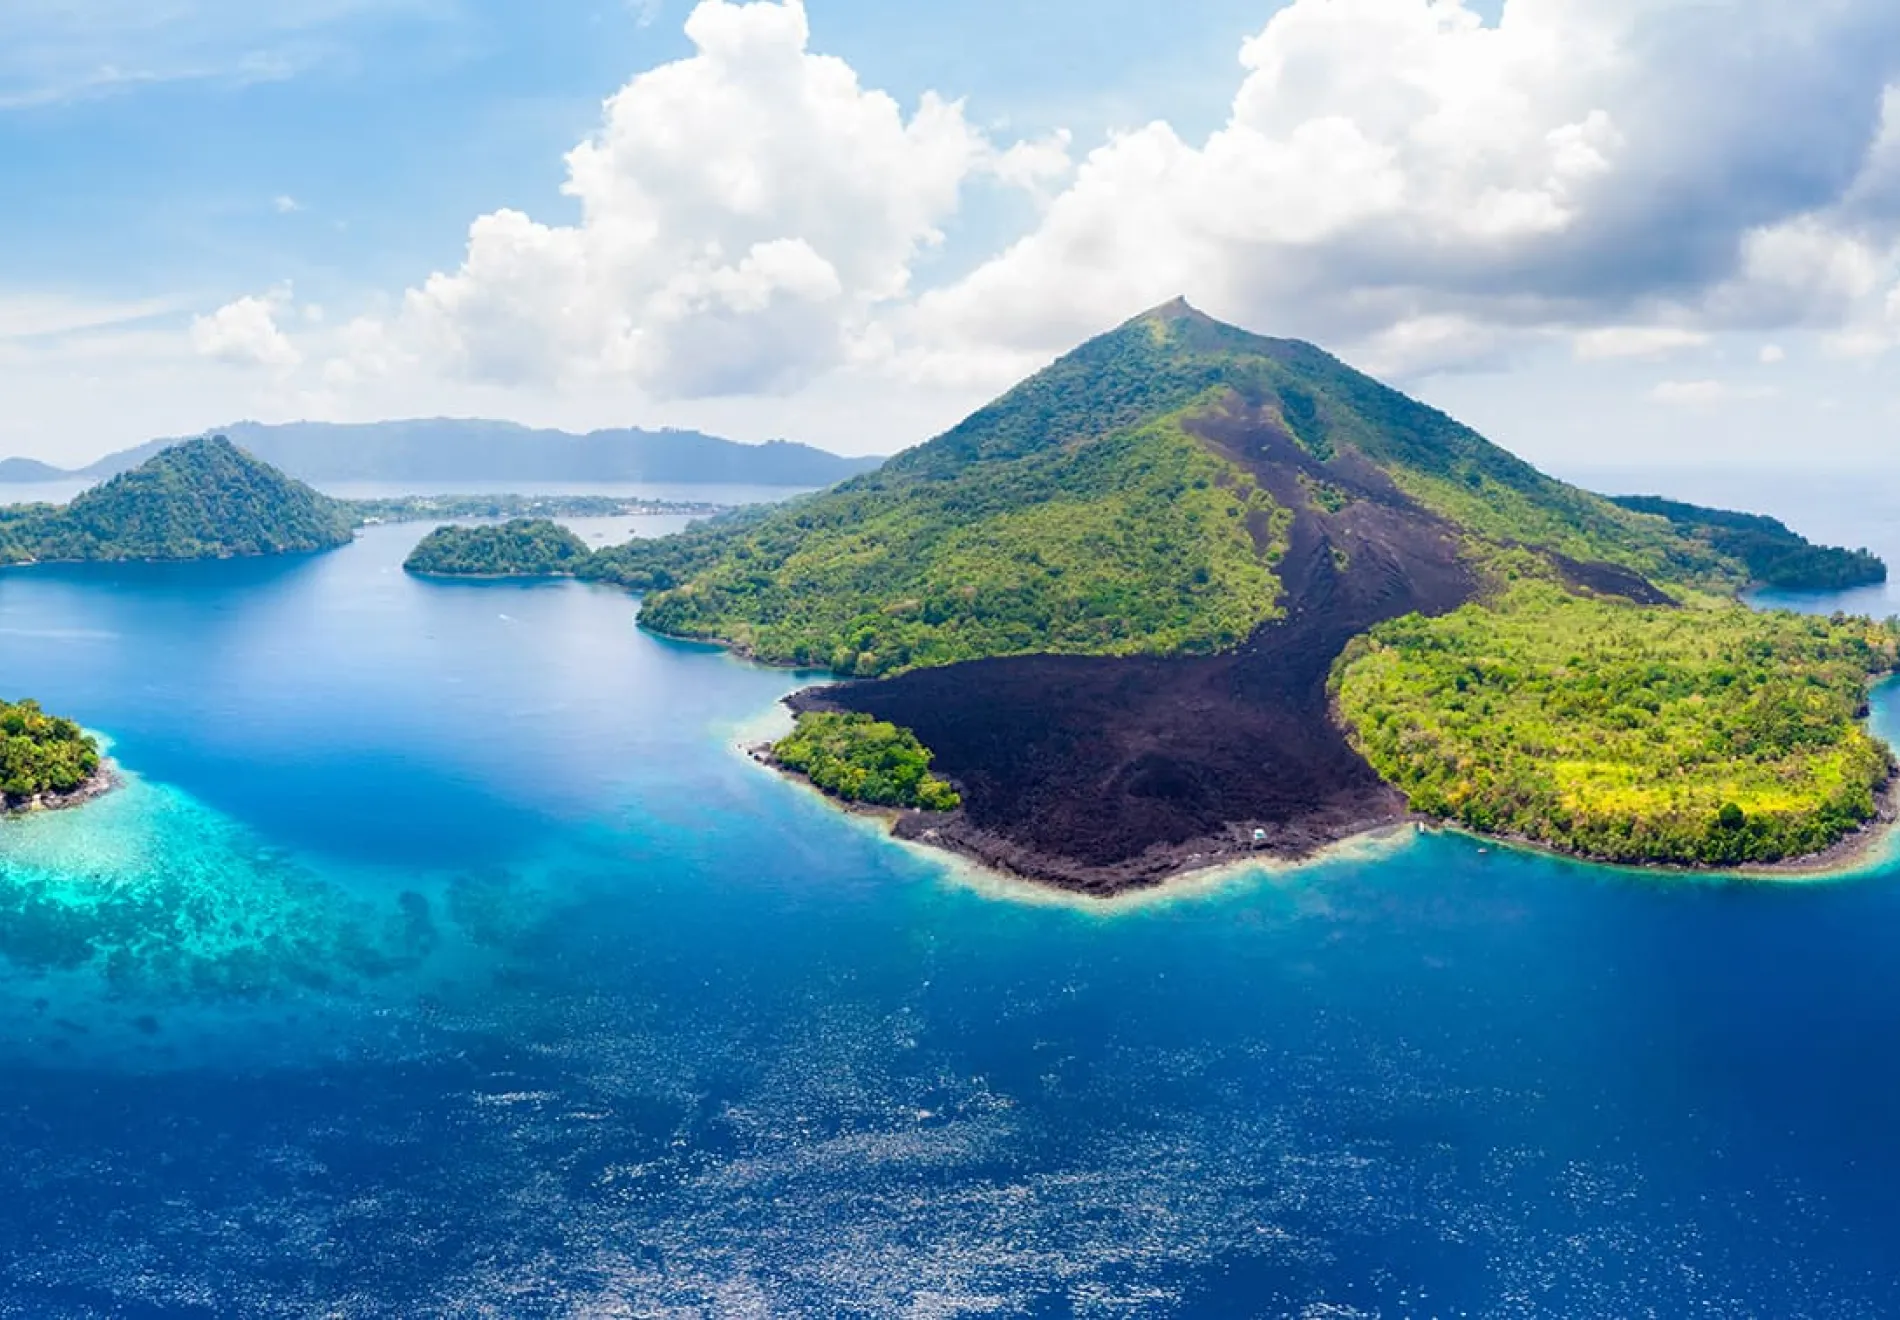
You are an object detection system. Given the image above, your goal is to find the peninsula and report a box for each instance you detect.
[424,301,1900,892]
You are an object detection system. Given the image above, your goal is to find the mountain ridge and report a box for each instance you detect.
[3,419,880,488]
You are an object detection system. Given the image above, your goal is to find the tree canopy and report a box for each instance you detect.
[0,700,101,801]
[404,519,594,578]
[1334,584,1898,865]
[772,712,961,812]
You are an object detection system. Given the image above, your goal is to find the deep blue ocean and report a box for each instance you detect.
[3,474,1900,1317]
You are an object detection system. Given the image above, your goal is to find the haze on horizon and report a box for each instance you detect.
[6,0,1900,477]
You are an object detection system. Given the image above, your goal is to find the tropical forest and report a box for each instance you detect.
[771,712,962,813]
[0,436,355,564]
[404,519,595,578]
[0,699,103,803]
[1334,581,1898,865]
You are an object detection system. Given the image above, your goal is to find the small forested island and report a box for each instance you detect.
[0,699,107,810]
[404,519,594,578]
[427,301,1900,892]
[0,435,354,563]
[769,712,962,812]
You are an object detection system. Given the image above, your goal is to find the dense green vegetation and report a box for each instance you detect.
[404,519,595,577]
[1610,495,1887,591]
[0,699,101,801]
[0,436,354,563]
[589,411,1289,676]
[583,303,1749,679]
[1334,584,1898,864]
[771,712,961,811]
[465,300,1896,870]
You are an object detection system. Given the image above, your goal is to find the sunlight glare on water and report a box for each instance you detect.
[1,502,1899,1315]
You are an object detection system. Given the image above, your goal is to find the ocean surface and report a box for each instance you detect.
[2,475,1900,1317]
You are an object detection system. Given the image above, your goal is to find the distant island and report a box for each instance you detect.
[0,699,109,812]
[3,419,879,489]
[405,520,594,578]
[423,300,1894,893]
[353,493,731,524]
[0,436,764,570]
[0,435,356,563]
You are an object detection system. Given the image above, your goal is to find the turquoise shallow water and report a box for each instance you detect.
[6,512,1900,1315]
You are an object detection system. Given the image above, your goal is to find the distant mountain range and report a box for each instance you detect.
[0,420,881,488]
[0,458,69,483]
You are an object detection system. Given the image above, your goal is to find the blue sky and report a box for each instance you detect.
[2,1,1304,307]
[3,0,1898,475]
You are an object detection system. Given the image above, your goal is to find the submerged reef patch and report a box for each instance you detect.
[0,770,506,1001]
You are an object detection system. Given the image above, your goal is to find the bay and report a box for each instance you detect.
[1,478,1898,1315]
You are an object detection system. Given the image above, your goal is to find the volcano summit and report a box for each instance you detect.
[475,302,1895,892]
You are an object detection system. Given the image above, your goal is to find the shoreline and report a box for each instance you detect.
[758,682,1417,898]
[2,759,120,818]
[1439,771,1900,885]
[740,695,1900,899]
[730,712,1422,908]
[746,740,1407,896]
[405,569,582,582]
[692,595,1900,900]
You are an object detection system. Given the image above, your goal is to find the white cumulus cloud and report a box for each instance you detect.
[154,0,1900,458]
[899,0,1900,382]
[190,288,301,368]
[1573,327,1709,360]
[345,0,1026,399]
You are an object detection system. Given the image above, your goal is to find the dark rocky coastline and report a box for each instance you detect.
[762,693,1898,895]
[2,761,119,817]
[726,396,1744,897]
[748,399,1885,896]
[769,400,1469,895]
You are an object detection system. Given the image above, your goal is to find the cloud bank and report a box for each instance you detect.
[184,0,1900,424]
[329,0,1021,400]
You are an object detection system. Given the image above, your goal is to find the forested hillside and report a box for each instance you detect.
[585,302,1744,678]
[1610,495,1887,591]
[0,437,355,563]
